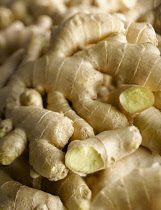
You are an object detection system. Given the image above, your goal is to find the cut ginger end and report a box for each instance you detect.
[65,146,104,174]
[119,86,154,114]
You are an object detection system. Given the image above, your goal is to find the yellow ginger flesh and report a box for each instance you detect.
[119,86,154,114]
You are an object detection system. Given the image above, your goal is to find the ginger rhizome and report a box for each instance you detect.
[1,4,161,210]
[90,146,161,197]
[65,126,142,174]
[107,85,155,115]
[0,170,66,210]
[91,165,161,210]
[42,171,92,210]
[138,2,161,35]
[1,11,161,180]
[134,106,161,154]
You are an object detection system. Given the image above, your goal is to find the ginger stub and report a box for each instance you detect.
[65,126,142,174]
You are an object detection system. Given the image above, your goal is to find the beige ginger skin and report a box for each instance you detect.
[0,170,66,210]
[65,126,142,174]
[0,12,161,181]
[42,171,92,210]
[91,165,161,210]
[1,2,161,209]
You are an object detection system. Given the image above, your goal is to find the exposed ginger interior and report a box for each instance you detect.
[120,86,154,114]
[65,146,104,174]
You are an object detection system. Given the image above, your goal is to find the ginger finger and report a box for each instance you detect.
[29,139,68,181]
[0,170,66,210]
[0,118,13,138]
[20,88,43,108]
[1,154,42,189]
[49,12,125,57]
[134,106,161,154]
[79,34,161,91]
[42,171,91,210]
[0,15,52,55]
[10,0,33,25]
[126,22,158,46]
[0,128,27,165]
[73,97,129,133]
[0,49,23,88]
[123,0,161,22]
[107,85,154,115]
[8,106,73,149]
[138,2,161,35]
[22,32,47,63]
[65,126,142,174]
[0,6,15,29]
[92,146,161,197]
[0,106,73,180]
[91,165,161,210]
[47,91,94,140]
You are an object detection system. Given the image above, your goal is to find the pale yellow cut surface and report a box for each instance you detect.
[65,146,104,174]
[120,86,154,114]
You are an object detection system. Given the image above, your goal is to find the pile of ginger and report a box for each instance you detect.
[0,0,161,209]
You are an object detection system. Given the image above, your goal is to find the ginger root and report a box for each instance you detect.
[91,165,161,210]
[42,171,91,210]
[107,85,155,115]
[134,106,161,154]
[138,2,161,35]
[1,5,161,209]
[0,170,66,210]
[65,126,142,174]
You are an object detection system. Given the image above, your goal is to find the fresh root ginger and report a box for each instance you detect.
[0,48,23,87]
[1,6,161,210]
[0,11,161,181]
[0,15,52,57]
[65,126,142,174]
[0,118,13,138]
[42,171,91,210]
[107,85,155,115]
[1,154,42,189]
[0,6,15,29]
[91,164,161,210]
[138,2,161,35]
[125,21,158,46]
[134,106,161,154]
[0,106,74,181]
[123,0,161,22]
[20,88,43,108]
[0,170,66,210]
[91,146,161,198]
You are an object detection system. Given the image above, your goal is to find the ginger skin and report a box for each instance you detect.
[1,4,161,210]
[42,171,91,210]
[91,165,161,210]
[65,126,142,174]
[1,12,161,181]
[0,170,66,210]
[91,146,161,198]
[138,2,161,35]
[134,106,161,154]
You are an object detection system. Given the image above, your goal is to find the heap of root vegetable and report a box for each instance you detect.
[0,0,161,209]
